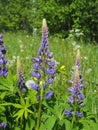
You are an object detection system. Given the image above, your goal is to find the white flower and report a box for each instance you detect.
[18,40,22,43]
[74,45,81,51]
[20,44,24,49]
[72,41,76,46]
[12,56,17,60]
[75,29,80,33]
[25,80,35,89]
[26,56,29,60]
[84,56,88,60]
[86,68,92,74]
[20,49,24,52]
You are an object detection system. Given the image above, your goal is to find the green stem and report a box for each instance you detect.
[72,97,77,128]
[36,56,46,130]
[36,87,43,130]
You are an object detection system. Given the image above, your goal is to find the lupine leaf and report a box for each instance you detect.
[27,109,33,114]
[64,119,72,130]
[14,127,21,130]
[40,116,56,130]
[13,109,24,119]
[24,110,28,119]
[13,104,24,108]
[20,97,25,106]
[26,98,30,107]
[26,117,35,130]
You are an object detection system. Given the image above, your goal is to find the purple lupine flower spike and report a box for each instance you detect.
[64,51,85,118]
[75,49,80,67]
[32,19,56,100]
[0,122,7,128]
[45,91,54,99]
[0,34,8,77]
[17,57,26,92]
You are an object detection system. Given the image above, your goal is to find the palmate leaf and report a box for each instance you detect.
[13,108,33,120]
[12,104,24,109]
[64,119,72,130]
[26,116,35,130]
[20,97,25,107]
[24,110,28,119]
[13,109,24,120]
[14,127,21,130]
[0,92,6,100]
[0,72,17,94]
[79,118,98,130]
[13,97,33,120]
[40,116,56,130]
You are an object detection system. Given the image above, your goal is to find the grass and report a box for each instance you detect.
[3,31,98,117]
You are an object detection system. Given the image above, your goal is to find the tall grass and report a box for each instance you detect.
[3,31,98,117]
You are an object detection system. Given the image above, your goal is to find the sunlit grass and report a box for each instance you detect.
[3,31,98,117]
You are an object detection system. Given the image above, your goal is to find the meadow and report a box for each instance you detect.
[0,24,98,130]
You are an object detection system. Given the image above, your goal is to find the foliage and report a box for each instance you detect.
[0,25,98,129]
[0,0,98,41]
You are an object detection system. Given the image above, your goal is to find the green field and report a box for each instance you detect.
[0,31,98,130]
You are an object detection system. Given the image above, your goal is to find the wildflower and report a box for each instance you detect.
[32,19,56,100]
[34,77,38,81]
[0,122,7,128]
[76,111,84,117]
[32,83,40,91]
[45,91,54,99]
[17,57,26,92]
[25,80,35,89]
[75,49,80,67]
[64,110,73,117]
[60,65,65,70]
[64,50,85,119]
[0,34,8,77]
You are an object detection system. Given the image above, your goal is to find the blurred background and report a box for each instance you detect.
[0,0,98,42]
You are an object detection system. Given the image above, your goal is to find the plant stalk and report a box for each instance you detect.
[36,87,43,130]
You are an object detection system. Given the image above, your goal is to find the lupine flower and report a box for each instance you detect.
[32,19,56,100]
[0,122,7,128]
[64,110,73,117]
[45,91,54,99]
[64,50,85,118]
[17,57,26,92]
[25,80,35,89]
[75,49,80,67]
[0,34,8,77]
[32,83,40,91]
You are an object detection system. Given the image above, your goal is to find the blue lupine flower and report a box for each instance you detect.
[37,95,40,100]
[64,110,73,117]
[47,61,55,66]
[0,34,8,77]
[17,57,26,92]
[42,81,46,88]
[33,63,40,70]
[48,77,54,84]
[32,83,40,91]
[32,71,41,79]
[45,91,54,99]
[46,67,56,75]
[80,103,85,107]
[32,19,56,100]
[76,111,84,117]
[75,49,80,68]
[64,50,85,118]
[48,52,54,59]
[0,67,3,75]
[3,68,8,77]
[78,93,85,101]
[0,122,7,128]
[68,96,74,103]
